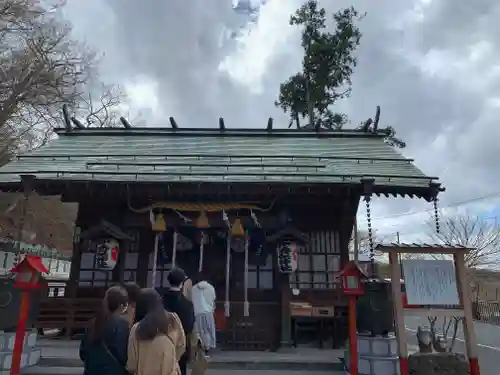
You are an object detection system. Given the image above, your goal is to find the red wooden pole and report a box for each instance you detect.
[10,291,30,375]
[469,358,480,375]
[348,295,358,375]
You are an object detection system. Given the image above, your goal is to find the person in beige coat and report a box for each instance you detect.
[127,288,186,375]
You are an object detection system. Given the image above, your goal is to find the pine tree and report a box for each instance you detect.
[275,1,361,130]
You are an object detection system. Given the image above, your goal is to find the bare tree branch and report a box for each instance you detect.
[74,84,124,128]
[0,0,125,159]
[425,215,500,268]
[349,229,379,256]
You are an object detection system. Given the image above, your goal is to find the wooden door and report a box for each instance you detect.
[223,247,280,350]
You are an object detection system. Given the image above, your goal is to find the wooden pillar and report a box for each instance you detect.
[279,272,292,348]
[136,229,151,288]
[63,225,82,338]
[388,250,408,375]
[454,252,480,375]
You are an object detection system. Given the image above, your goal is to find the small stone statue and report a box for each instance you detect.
[417,326,433,353]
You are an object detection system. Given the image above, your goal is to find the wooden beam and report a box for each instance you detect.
[403,308,465,317]
[378,247,470,255]
[454,252,479,368]
[388,250,408,368]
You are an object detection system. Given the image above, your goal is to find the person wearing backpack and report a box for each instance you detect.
[162,268,195,375]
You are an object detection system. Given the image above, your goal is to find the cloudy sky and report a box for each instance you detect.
[62,0,500,244]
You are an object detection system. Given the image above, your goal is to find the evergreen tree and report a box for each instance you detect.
[275,1,361,130]
[275,0,406,148]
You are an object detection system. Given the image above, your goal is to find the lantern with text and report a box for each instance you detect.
[8,255,48,375]
[277,241,298,274]
[340,261,365,296]
[340,261,365,375]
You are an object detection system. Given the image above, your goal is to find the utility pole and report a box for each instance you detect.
[397,231,403,278]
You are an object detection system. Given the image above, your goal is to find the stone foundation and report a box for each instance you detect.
[0,330,40,370]
[408,352,468,375]
[345,334,399,375]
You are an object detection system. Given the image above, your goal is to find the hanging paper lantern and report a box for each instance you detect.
[96,238,119,270]
[152,213,167,232]
[196,211,210,229]
[231,218,245,237]
[277,241,298,274]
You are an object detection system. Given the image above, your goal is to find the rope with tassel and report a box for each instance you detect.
[198,231,205,273]
[243,230,249,317]
[151,233,159,288]
[223,210,231,317]
[149,209,161,288]
[172,231,178,267]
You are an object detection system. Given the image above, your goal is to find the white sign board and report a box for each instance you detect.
[402,259,460,305]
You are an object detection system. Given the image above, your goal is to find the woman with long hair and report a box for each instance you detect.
[80,285,130,375]
[127,288,186,375]
[122,282,141,326]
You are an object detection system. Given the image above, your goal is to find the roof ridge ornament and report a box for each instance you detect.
[169,117,178,129]
[62,104,72,132]
[70,117,85,129]
[61,105,133,130]
[267,117,273,131]
[120,117,132,128]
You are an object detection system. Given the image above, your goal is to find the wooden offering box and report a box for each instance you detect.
[311,306,335,317]
[290,302,312,317]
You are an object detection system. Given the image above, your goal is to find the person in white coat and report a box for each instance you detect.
[191,272,216,352]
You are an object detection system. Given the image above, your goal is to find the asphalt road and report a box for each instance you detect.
[405,316,500,375]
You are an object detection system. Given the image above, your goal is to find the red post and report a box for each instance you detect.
[348,295,358,375]
[469,358,480,375]
[10,291,30,375]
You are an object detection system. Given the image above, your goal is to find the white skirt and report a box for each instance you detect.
[195,312,216,350]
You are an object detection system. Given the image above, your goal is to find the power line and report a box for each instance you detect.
[357,190,500,222]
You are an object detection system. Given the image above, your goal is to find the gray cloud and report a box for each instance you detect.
[64,0,500,238]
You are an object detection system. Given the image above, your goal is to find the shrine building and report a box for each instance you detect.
[0,122,442,350]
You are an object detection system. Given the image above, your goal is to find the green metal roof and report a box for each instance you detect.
[0,128,439,189]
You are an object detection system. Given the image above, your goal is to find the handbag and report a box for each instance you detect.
[190,339,208,375]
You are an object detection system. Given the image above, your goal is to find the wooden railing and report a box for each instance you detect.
[36,297,100,335]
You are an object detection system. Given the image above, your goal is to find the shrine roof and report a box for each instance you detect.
[0,127,441,196]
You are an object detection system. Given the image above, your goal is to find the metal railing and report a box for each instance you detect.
[473,301,500,325]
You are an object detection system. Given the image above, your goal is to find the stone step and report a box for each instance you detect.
[34,356,344,372]
[21,368,344,375]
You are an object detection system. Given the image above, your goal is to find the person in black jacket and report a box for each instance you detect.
[80,285,130,375]
[162,267,195,375]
